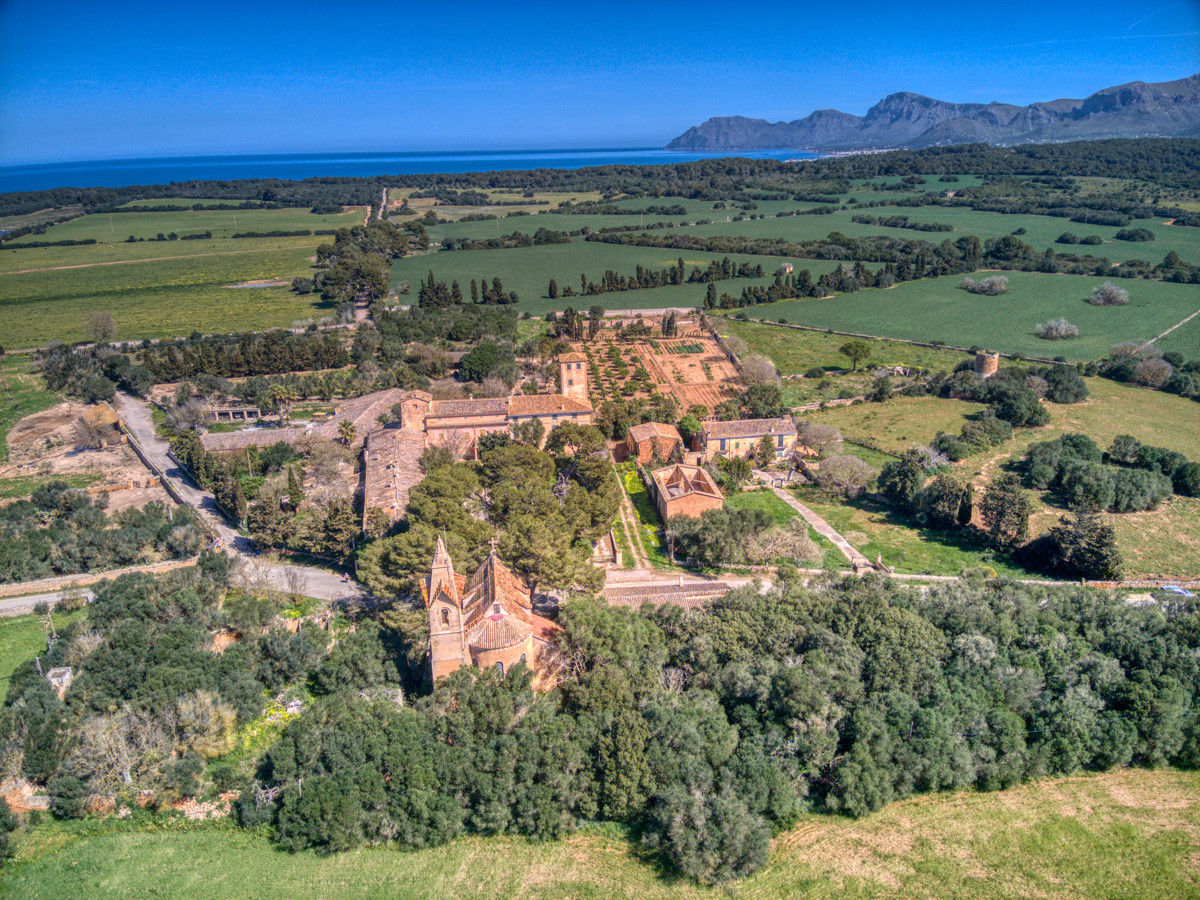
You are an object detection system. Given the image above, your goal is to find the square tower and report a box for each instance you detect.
[558,352,588,401]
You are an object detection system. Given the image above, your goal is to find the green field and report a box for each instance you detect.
[0,609,85,695]
[730,272,1200,361]
[0,355,59,462]
[391,240,843,316]
[4,769,1197,899]
[5,205,364,244]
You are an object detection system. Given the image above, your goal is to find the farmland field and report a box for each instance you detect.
[0,245,336,347]
[4,769,1198,899]
[0,355,59,462]
[729,272,1200,361]
[390,240,843,316]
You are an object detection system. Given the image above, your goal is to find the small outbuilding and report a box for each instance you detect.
[625,422,682,465]
[651,464,723,521]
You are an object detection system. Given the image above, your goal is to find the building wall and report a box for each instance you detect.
[661,489,724,521]
[560,359,588,400]
[429,599,468,679]
[702,433,792,462]
[472,635,535,675]
[630,434,680,465]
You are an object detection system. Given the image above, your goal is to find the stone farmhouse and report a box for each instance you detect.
[698,417,797,462]
[422,537,561,686]
[396,354,592,451]
[624,422,682,465]
[650,463,723,521]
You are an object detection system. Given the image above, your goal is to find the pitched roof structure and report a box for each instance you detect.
[558,352,587,363]
[427,397,510,419]
[703,417,796,441]
[507,394,593,416]
[627,422,681,443]
[651,464,722,502]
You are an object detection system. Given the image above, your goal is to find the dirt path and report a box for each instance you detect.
[612,464,651,570]
[4,246,294,276]
[765,482,872,567]
[1144,307,1200,347]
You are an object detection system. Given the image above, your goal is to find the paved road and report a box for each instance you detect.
[114,394,367,603]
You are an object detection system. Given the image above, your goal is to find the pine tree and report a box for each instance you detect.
[287,465,304,509]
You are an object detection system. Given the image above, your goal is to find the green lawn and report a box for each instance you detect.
[724,488,845,568]
[4,769,1199,899]
[618,463,673,569]
[0,609,85,696]
[0,355,60,463]
[730,272,1200,361]
[0,473,101,499]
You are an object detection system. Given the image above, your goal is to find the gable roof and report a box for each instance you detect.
[507,394,592,416]
[704,417,796,441]
[428,397,510,419]
[627,422,681,444]
[558,352,587,363]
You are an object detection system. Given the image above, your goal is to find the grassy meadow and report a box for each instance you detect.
[800,378,1200,577]
[4,769,1198,899]
[0,354,59,463]
[731,272,1200,361]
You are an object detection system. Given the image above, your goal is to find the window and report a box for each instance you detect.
[440,608,449,626]
[493,603,501,615]
[567,379,573,387]
[719,439,726,452]
[519,654,526,665]
[495,661,504,675]
[777,436,784,448]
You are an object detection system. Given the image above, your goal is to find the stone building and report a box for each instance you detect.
[422,538,561,685]
[650,464,723,521]
[974,351,1000,378]
[398,354,593,452]
[624,422,682,465]
[699,417,797,462]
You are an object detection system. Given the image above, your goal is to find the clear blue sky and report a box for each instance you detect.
[1,0,1197,165]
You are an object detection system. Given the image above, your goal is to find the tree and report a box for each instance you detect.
[511,417,545,448]
[548,278,558,299]
[740,383,787,419]
[720,455,753,489]
[0,797,14,864]
[797,423,843,458]
[878,449,926,511]
[677,414,702,446]
[980,473,1031,546]
[1029,512,1122,580]
[265,383,298,424]
[814,455,875,497]
[839,340,872,372]
[917,475,971,530]
[337,421,357,447]
[1090,281,1129,306]
[84,311,118,343]
[755,434,777,469]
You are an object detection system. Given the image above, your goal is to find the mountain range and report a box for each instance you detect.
[665,74,1200,152]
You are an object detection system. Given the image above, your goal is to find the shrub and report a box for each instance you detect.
[958,275,1009,296]
[814,455,876,498]
[1110,468,1171,512]
[1174,462,1200,497]
[1090,282,1129,306]
[1043,365,1088,404]
[1035,318,1079,340]
[1115,227,1155,242]
[1132,358,1173,388]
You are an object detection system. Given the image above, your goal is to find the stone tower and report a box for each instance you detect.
[425,536,467,679]
[558,352,588,401]
[974,351,999,379]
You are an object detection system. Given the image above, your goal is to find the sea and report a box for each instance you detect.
[0,148,819,194]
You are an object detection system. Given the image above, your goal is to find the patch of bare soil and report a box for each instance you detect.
[2,401,174,510]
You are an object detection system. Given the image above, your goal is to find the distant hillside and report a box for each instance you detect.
[666,74,1200,152]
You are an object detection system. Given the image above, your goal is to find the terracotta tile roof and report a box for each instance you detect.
[627,422,681,443]
[467,616,529,651]
[558,352,587,362]
[603,581,734,609]
[507,394,593,416]
[428,397,510,419]
[704,417,796,441]
[363,429,427,526]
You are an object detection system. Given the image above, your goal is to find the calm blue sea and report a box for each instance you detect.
[0,148,818,194]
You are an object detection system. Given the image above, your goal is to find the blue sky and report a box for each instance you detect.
[1,0,1197,165]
